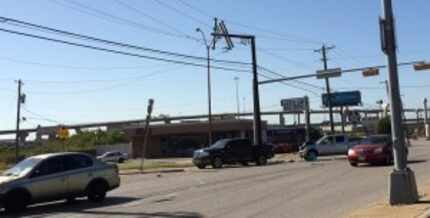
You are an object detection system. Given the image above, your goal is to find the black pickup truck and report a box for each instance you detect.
[192,138,274,169]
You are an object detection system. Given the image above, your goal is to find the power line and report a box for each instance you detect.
[153,0,211,28]
[112,0,200,41]
[0,16,251,66]
[258,65,324,90]
[174,0,323,45]
[52,0,193,40]
[258,48,314,70]
[0,27,251,73]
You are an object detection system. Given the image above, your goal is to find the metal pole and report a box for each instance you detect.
[381,0,418,204]
[321,45,335,134]
[15,79,22,163]
[234,76,240,119]
[341,106,345,133]
[251,36,263,145]
[424,98,429,140]
[207,45,213,145]
[140,99,154,173]
[196,28,213,146]
[304,96,311,142]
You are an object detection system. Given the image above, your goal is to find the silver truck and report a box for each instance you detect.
[299,134,362,161]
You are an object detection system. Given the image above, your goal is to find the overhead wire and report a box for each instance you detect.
[174,0,323,45]
[113,0,199,41]
[0,27,252,73]
[51,0,194,40]
[153,0,211,28]
[0,16,251,66]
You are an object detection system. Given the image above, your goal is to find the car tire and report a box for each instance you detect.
[305,150,318,161]
[240,161,249,166]
[4,189,30,213]
[256,155,267,166]
[87,180,108,203]
[196,164,206,169]
[350,162,358,167]
[118,158,125,163]
[212,157,223,169]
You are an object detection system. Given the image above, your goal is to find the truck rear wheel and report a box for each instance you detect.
[256,155,267,166]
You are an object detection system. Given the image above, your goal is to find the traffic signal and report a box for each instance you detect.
[362,68,379,77]
[413,61,430,71]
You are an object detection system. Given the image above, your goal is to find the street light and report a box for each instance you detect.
[196,28,213,146]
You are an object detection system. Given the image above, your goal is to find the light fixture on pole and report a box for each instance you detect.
[196,27,213,146]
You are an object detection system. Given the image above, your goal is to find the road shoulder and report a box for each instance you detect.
[344,182,430,218]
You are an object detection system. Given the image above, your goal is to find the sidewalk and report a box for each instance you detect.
[344,182,430,218]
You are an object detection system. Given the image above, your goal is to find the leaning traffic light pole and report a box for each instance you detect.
[380,0,418,204]
[212,33,263,145]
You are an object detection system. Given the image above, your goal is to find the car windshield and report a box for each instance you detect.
[316,136,329,144]
[210,139,230,149]
[2,157,43,177]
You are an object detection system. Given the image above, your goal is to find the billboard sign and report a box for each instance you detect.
[281,97,309,112]
[322,91,361,107]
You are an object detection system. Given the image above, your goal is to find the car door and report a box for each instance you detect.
[65,154,94,195]
[317,136,335,155]
[224,140,238,163]
[27,156,69,202]
[232,139,253,161]
[334,135,348,154]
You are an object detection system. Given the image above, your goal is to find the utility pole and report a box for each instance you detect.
[15,79,24,163]
[380,0,418,204]
[140,99,154,173]
[424,98,429,140]
[315,44,335,134]
[234,77,240,119]
[196,28,213,146]
[304,96,311,142]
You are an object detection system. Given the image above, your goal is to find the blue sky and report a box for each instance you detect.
[0,0,429,131]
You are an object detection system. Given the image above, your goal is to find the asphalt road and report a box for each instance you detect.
[6,139,430,218]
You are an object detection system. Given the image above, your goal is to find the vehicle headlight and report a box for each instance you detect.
[348,149,356,156]
[374,147,384,154]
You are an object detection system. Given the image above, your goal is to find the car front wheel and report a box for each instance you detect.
[87,181,108,203]
[349,162,358,167]
[305,150,318,161]
[4,190,30,213]
[212,157,223,169]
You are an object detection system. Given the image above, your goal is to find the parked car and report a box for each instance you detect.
[347,135,395,166]
[192,138,274,169]
[97,151,128,163]
[299,134,362,161]
[0,152,120,213]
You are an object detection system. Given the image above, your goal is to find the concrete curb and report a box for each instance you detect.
[119,168,186,175]
[418,209,430,218]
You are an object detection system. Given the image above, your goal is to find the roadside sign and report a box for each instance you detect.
[281,97,309,112]
[322,91,361,107]
[316,68,342,79]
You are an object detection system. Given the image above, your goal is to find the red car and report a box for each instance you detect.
[347,135,393,166]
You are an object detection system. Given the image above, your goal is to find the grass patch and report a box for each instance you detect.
[118,159,194,171]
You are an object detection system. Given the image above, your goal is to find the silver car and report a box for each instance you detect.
[0,152,120,213]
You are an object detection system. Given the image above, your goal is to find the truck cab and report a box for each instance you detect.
[192,138,274,169]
